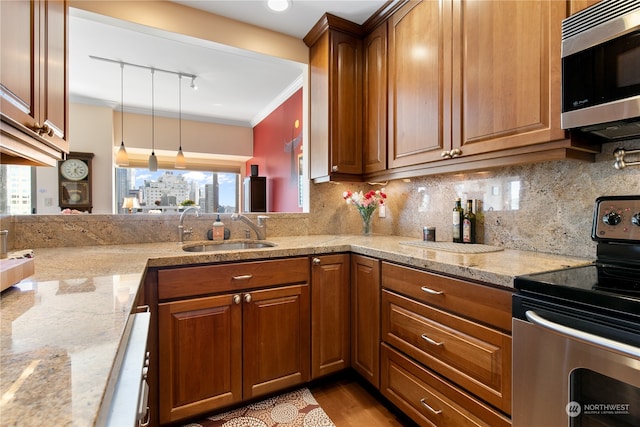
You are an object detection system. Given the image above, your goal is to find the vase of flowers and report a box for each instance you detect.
[343,190,387,236]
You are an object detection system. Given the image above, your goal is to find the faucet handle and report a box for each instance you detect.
[257,215,269,226]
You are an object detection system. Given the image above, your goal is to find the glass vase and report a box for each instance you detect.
[359,210,373,236]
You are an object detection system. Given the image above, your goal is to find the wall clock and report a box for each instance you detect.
[59,152,94,212]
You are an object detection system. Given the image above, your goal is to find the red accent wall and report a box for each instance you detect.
[247,88,303,212]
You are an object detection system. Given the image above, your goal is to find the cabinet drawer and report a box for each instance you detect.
[381,262,513,332]
[382,290,511,414]
[381,344,511,427]
[158,257,309,300]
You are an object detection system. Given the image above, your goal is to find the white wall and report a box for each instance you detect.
[36,104,114,214]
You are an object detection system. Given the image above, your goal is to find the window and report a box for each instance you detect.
[115,167,239,214]
[0,165,34,215]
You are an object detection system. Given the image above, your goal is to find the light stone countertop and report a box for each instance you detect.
[0,235,593,427]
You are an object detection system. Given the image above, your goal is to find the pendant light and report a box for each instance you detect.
[175,74,186,169]
[148,69,158,172]
[115,63,129,166]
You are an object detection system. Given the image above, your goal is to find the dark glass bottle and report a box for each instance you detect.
[463,199,476,244]
[452,198,463,243]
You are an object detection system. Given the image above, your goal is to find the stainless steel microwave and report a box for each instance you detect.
[561,0,640,140]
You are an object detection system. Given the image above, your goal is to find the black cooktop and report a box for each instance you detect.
[515,263,640,314]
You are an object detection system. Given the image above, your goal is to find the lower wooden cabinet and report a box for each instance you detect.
[351,254,381,388]
[156,258,310,425]
[310,254,351,378]
[381,344,511,427]
[158,294,242,424]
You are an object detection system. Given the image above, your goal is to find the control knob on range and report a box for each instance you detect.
[602,211,622,226]
[632,212,640,226]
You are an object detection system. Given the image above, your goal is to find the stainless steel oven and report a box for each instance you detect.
[512,195,640,427]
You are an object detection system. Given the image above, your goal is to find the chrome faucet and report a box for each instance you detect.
[178,206,200,243]
[231,213,269,240]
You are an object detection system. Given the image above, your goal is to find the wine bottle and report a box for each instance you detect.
[452,198,463,243]
[463,199,476,244]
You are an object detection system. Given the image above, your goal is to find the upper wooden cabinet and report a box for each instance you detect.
[305,14,363,182]
[1,0,69,166]
[384,0,598,176]
[363,23,388,174]
[570,0,601,15]
[387,0,451,169]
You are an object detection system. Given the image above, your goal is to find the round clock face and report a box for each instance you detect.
[61,159,89,181]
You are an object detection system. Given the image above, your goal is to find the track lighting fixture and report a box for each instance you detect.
[190,76,198,90]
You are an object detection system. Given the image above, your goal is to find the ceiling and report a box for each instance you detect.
[69,1,387,128]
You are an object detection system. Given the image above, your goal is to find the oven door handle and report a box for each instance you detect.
[525,310,640,359]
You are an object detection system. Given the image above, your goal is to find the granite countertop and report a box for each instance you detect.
[0,235,592,426]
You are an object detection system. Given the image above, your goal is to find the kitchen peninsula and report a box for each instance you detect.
[0,235,592,426]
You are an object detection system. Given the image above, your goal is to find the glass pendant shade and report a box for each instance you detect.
[116,141,129,166]
[148,152,158,171]
[175,147,186,169]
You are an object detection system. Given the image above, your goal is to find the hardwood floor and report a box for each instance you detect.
[310,373,417,426]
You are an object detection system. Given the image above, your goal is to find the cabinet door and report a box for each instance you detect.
[388,0,453,168]
[243,284,310,399]
[158,294,242,424]
[363,24,387,174]
[351,254,381,388]
[1,0,38,131]
[311,254,351,379]
[330,30,363,176]
[40,0,68,150]
[452,0,566,156]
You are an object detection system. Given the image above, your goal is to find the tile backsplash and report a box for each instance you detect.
[310,139,640,259]
[7,139,639,259]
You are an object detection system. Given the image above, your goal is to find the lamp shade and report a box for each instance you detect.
[116,141,129,166]
[122,197,140,213]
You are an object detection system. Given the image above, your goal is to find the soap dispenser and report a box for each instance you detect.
[212,214,225,241]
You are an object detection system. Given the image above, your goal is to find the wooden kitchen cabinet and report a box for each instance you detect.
[310,254,351,379]
[383,0,598,178]
[351,254,381,388]
[570,0,600,14]
[363,23,388,174]
[158,294,242,423]
[156,257,310,425]
[0,0,69,166]
[387,0,451,169]
[380,261,513,425]
[305,14,363,182]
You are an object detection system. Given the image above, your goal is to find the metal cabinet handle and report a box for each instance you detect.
[233,294,241,305]
[450,148,462,157]
[421,286,444,295]
[525,310,640,359]
[331,165,339,172]
[420,398,442,415]
[244,293,252,303]
[441,150,452,159]
[421,334,444,347]
[232,274,253,281]
[312,257,321,265]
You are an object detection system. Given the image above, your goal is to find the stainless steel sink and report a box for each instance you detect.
[182,240,276,252]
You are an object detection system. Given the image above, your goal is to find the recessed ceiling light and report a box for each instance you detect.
[267,0,290,12]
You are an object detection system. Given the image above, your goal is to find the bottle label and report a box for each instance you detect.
[452,212,461,239]
[463,219,471,242]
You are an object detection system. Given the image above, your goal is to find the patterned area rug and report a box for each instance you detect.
[183,388,336,427]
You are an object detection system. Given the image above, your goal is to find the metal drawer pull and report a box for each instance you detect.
[420,398,442,415]
[244,293,252,303]
[421,334,444,347]
[421,286,444,295]
[232,274,253,280]
[233,295,241,305]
